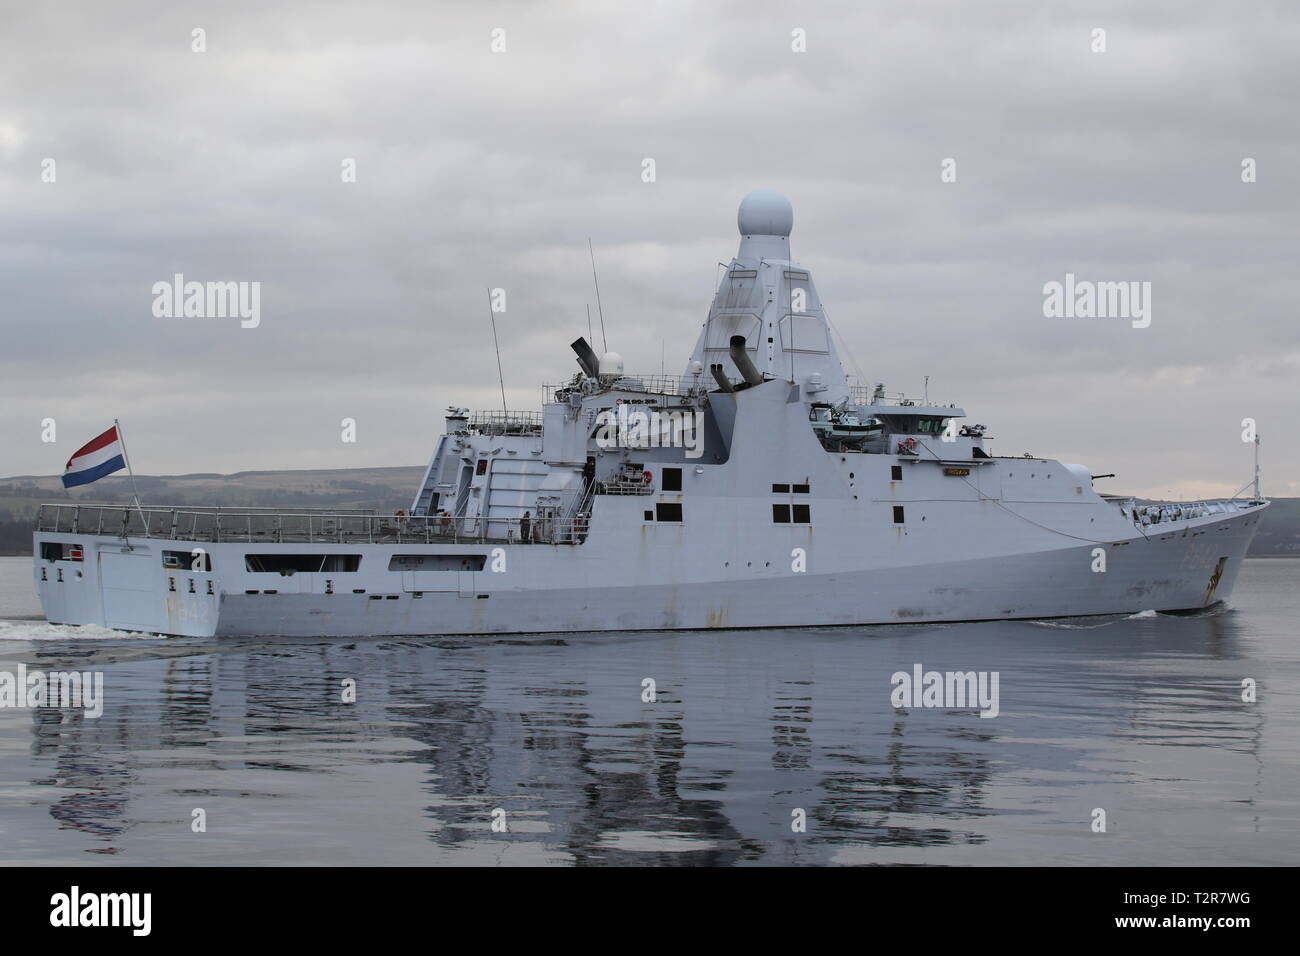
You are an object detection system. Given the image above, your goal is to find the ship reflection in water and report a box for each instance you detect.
[2,578,1295,865]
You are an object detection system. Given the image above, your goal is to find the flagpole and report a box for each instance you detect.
[1254,433,1262,501]
[114,418,150,532]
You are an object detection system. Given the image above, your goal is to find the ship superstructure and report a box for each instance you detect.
[33,191,1268,637]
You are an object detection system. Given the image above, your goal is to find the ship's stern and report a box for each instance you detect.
[33,531,220,637]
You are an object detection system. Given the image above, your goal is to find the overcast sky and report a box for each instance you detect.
[2,0,1297,499]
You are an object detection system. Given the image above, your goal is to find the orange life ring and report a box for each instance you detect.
[642,470,653,485]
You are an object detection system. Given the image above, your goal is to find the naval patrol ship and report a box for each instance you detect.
[33,190,1268,637]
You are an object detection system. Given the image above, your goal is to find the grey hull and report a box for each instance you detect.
[34,503,1259,638]
[212,516,1256,636]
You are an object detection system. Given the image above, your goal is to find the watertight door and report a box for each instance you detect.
[458,571,475,598]
[100,551,157,630]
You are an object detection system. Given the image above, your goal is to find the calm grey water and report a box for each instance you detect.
[0,554,1296,866]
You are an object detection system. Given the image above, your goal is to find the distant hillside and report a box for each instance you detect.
[1251,496,1300,557]
[0,466,424,554]
[1,468,1298,557]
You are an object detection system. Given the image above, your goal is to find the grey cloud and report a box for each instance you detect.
[1,0,1297,497]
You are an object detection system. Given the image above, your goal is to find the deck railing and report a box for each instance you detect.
[35,504,590,546]
[1107,496,1266,527]
[846,385,959,408]
[547,372,726,401]
[595,478,655,496]
[466,410,544,436]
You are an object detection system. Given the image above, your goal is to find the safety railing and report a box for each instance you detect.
[847,385,959,408]
[1109,496,1265,527]
[467,411,544,436]
[595,478,655,496]
[35,504,591,545]
[547,371,727,401]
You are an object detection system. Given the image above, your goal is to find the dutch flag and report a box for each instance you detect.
[62,425,127,488]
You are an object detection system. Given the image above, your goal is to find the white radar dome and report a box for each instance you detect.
[737,189,793,237]
[599,351,624,377]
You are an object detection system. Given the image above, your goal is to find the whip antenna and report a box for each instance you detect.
[486,288,508,414]
[588,238,609,352]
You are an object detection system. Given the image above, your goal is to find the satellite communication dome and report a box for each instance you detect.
[737,189,794,237]
[599,351,624,377]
